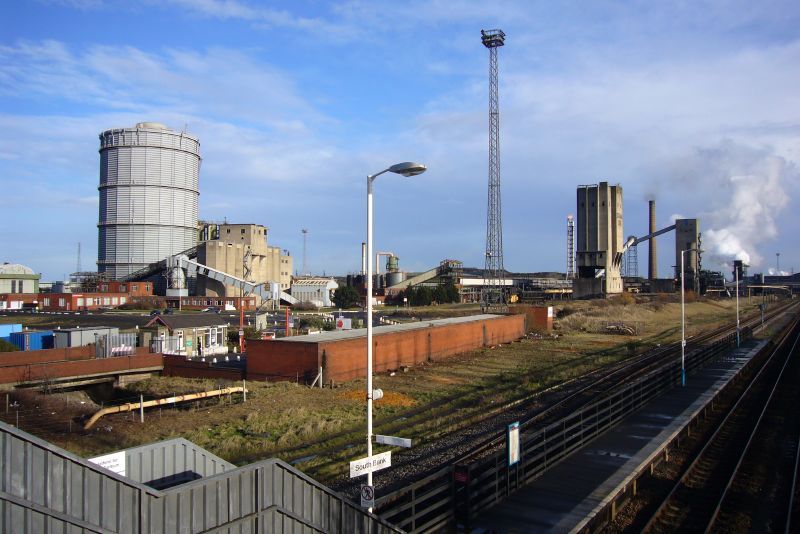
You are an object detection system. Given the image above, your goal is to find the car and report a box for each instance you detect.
[149,309,161,316]
[202,307,220,313]
[162,308,174,315]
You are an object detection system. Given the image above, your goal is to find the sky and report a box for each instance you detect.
[1,0,798,281]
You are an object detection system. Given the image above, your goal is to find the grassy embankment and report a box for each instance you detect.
[34,295,760,485]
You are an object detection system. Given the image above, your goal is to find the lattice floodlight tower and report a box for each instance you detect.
[481,28,508,313]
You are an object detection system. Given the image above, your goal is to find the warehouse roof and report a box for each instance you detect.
[145,315,230,330]
[280,314,506,343]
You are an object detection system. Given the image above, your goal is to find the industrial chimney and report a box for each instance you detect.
[648,200,657,280]
[361,242,367,275]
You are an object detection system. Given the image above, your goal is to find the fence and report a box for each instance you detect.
[96,333,137,358]
[375,328,750,532]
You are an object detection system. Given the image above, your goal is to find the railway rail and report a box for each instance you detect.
[638,316,800,533]
[367,300,797,532]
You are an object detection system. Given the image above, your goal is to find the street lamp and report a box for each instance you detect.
[735,263,740,347]
[366,161,426,510]
[680,248,698,387]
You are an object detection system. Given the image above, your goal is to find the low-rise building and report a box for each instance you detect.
[0,264,40,295]
[290,278,339,308]
[142,315,230,358]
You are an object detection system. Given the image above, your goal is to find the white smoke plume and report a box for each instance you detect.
[664,142,795,270]
[703,156,789,268]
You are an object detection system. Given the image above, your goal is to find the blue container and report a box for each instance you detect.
[0,324,22,342]
[9,330,54,351]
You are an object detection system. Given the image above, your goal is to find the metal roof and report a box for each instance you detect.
[281,313,505,343]
[145,314,231,330]
[1,420,401,532]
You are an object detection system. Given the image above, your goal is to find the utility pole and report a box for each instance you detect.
[76,242,81,274]
[301,228,308,275]
[776,252,781,274]
[481,28,508,313]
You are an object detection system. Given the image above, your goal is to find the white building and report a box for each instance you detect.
[0,264,40,294]
[290,278,339,308]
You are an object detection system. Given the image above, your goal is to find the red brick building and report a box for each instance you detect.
[247,314,526,383]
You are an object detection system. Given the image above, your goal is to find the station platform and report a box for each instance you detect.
[472,340,767,533]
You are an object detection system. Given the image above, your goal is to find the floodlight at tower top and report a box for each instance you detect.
[481,29,506,48]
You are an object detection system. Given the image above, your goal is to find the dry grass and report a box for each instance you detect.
[23,296,761,483]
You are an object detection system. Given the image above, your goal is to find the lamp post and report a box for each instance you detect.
[735,264,740,347]
[680,248,698,387]
[366,161,426,510]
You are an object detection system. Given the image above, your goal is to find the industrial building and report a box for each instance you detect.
[0,263,40,294]
[196,223,293,298]
[97,122,201,280]
[290,277,339,307]
[574,182,625,297]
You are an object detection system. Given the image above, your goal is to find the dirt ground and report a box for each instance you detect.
[0,295,764,483]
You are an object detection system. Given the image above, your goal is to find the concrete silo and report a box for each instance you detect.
[97,122,201,279]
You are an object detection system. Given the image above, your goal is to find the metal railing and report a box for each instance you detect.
[375,328,749,532]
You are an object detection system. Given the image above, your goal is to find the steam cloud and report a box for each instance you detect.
[666,142,795,270]
[704,155,790,268]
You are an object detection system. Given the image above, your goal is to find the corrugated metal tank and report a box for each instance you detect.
[97,122,201,280]
[386,271,406,287]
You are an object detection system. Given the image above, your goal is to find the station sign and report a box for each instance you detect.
[89,451,126,476]
[349,451,391,478]
[508,421,520,466]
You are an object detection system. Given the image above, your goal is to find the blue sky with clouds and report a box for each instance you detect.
[1,0,799,281]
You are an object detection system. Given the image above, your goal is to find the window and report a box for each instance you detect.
[241,229,245,234]
[43,298,50,306]
[132,284,138,291]
[103,298,111,306]
[112,297,118,305]
[120,297,127,304]
[226,229,230,234]
[10,281,15,293]
[77,298,83,306]
[211,327,217,346]
[58,298,65,307]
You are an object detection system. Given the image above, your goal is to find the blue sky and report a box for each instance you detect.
[1,0,799,281]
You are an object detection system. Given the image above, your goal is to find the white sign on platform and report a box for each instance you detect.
[336,317,352,330]
[508,422,520,466]
[360,485,375,508]
[376,434,412,448]
[349,451,392,478]
[89,451,126,476]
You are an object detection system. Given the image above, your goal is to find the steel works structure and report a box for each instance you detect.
[481,29,508,313]
[566,215,575,280]
[97,122,201,280]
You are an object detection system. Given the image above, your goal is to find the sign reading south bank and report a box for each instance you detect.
[349,451,392,478]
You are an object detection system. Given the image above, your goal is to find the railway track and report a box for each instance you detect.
[640,315,800,533]
[327,300,798,500]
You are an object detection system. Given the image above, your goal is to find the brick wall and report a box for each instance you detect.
[0,352,162,385]
[163,355,244,381]
[510,305,554,332]
[246,314,525,383]
[246,341,319,382]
